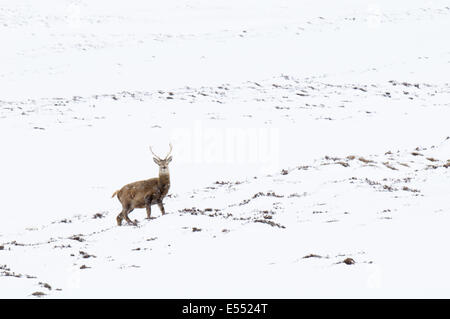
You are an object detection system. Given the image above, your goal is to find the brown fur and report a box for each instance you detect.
[113,145,172,226]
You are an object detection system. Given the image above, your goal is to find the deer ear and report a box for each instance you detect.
[153,157,160,165]
[166,156,172,163]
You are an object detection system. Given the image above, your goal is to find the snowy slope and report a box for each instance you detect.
[0,0,449,298]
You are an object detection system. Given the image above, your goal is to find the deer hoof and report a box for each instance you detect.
[129,219,138,226]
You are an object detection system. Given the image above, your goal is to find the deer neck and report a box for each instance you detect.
[158,171,170,189]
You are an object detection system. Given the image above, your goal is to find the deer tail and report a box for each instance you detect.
[112,190,119,198]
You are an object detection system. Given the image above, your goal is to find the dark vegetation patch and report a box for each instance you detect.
[8,240,25,246]
[69,235,85,242]
[254,219,286,229]
[402,186,420,193]
[214,180,243,186]
[0,264,21,278]
[288,192,307,198]
[179,207,203,215]
[253,191,284,199]
[55,218,72,224]
[343,258,355,265]
[179,207,224,217]
[382,185,396,192]
[92,212,105,219]
[39,282,52,290]
[383,162,398,170]
[79,251,96,259]
[214,181,230,185]
[325,155,341,161]
[238,199,250,206]
[53,244,71,249]
[303,254,323,259]
[358,157,375,164]
[364,178,380,186]
[1,264,36,279]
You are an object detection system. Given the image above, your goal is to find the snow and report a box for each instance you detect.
[0,0,449,298]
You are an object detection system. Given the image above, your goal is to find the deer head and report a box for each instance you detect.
[150,143,173,175]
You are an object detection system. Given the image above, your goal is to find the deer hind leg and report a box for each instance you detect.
[116,207,127,226]
[116,212,123,226]
[123,207,135,225]
[118,203,135,226]
[157,200,166,215]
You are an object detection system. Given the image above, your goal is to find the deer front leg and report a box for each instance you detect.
[157,200,166,215]
[144,195,153,219]
[146,205,152,219]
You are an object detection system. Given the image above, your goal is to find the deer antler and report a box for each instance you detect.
[149,146,161,160]
[150,143,172,160]
[165,143,173,160]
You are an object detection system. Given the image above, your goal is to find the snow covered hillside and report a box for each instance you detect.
[0,0,449,298]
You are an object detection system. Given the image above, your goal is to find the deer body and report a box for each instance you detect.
[113,144,172,226]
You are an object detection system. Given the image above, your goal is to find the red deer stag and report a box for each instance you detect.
[112,144,172,226]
